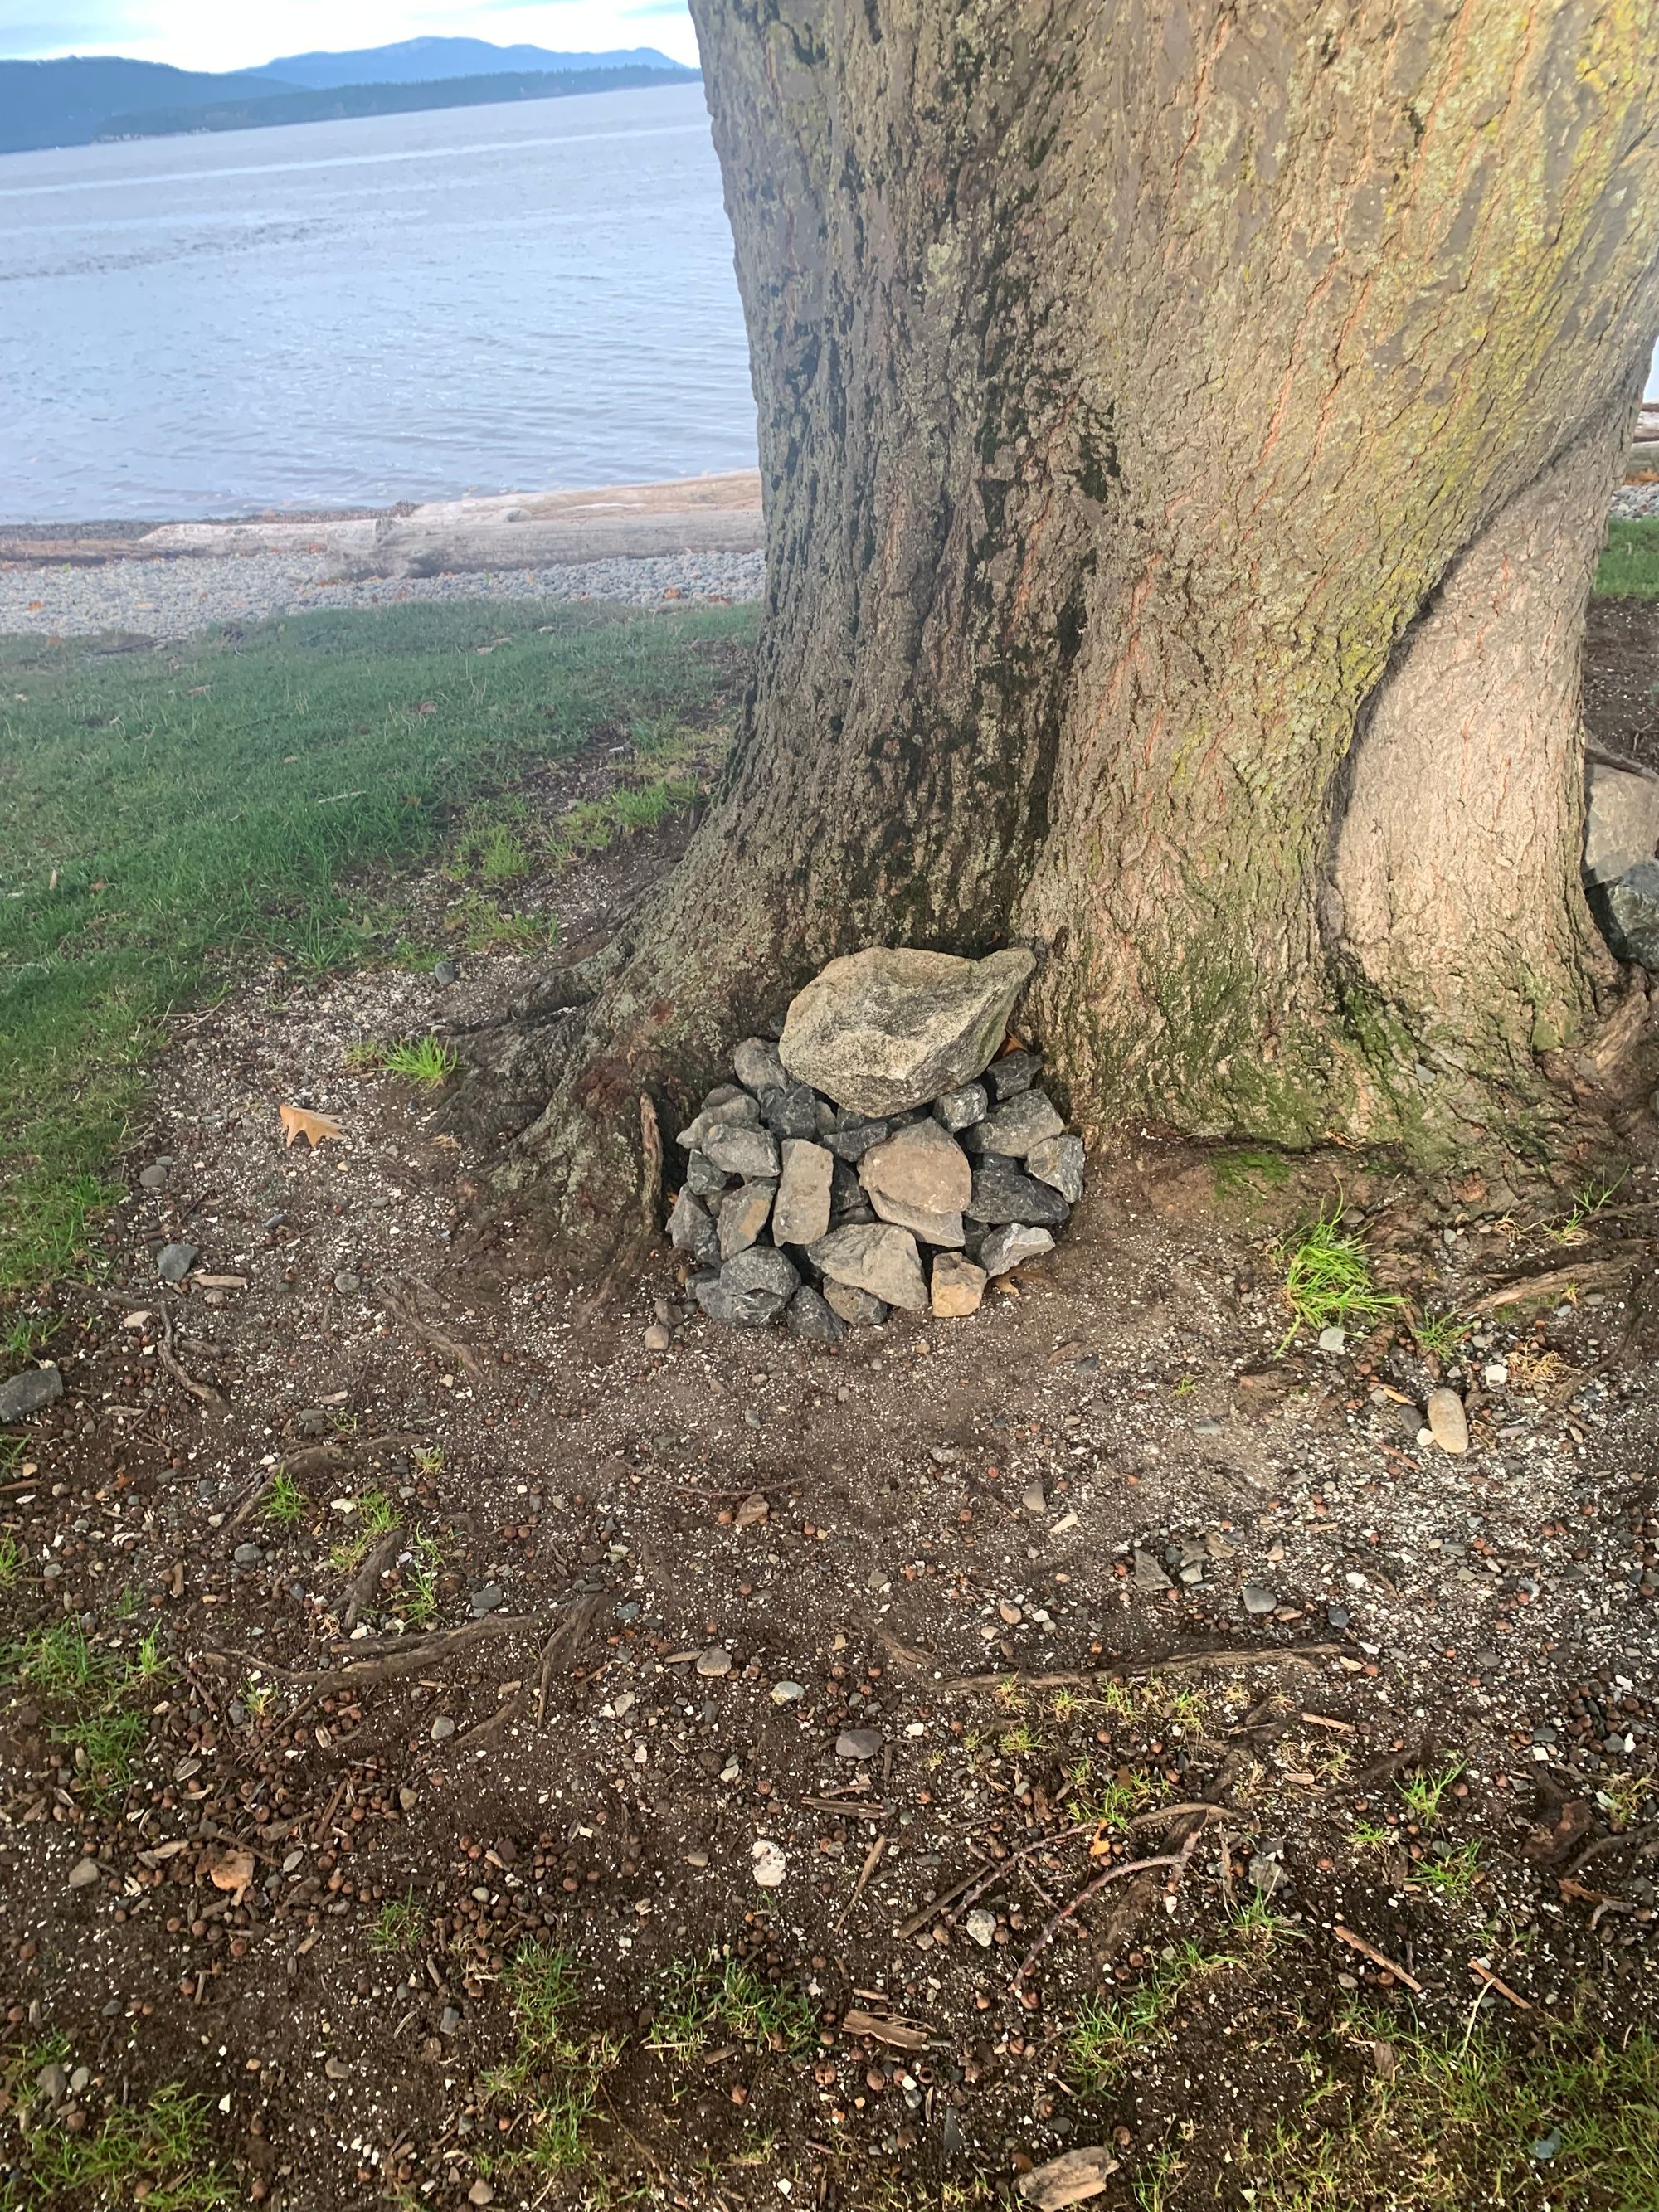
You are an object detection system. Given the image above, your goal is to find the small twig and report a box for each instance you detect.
[343,1531,401,1633]
[640,1093,664,1231]
[1469,1958,1530,2010]
[1564,1820,1659,1879]
[453,1689,525,1749]
[156,1301,227,1415]
[940,1643,1350,1694]
[211,1613,539,1689]
[937,1825,1090,1932]
[310,1779,348,1850]
[834,1835,886,1930]
[1332,1923,1424,1992]
[1016,1845,1193,1985]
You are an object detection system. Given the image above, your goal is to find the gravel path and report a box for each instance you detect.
[0,547,765,639]
[1613,483,1659,518]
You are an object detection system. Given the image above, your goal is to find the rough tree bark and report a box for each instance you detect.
[460,0,1659,1263]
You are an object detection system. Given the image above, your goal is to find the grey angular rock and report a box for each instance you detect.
[469,1582,504,1616]
[667,1187,719,1266]
[986,1049,1041,1101]
[1598,859,1659,968]
[788,1286,849,1344]
[780,946,1035,1116]
[157,1241,198,1283]
[1242,1582,1277,1615]
[836,1727,883,1761]
[733,1036,787,1095]
[718,1179,776,1260]
[676,1090,758,1150]
[966,1159,1070,1227]
[967,1088,1065,1158]
[1132,1548,1173,1592]
[1025,1132,1085,1203]
[823,1279,889,1327]
[690,1270,787,1329]
[932,1082,988,1131]
[682,1150,728,1198]
[702,1121,781,1180]
[232,1541,263,1567]
[1584,759,1659,886]
[139,1162,170,1191]
[763,1082,823,1140]
[825,1112,889,1162]
[773,1138,834,1246]
[0,1364,62,1422]
[807,1223,929,1310]
[722,1245,800,1301]
[980,1222,1056,1276]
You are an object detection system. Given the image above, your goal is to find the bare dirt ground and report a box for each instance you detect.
[4,627,1659,2211]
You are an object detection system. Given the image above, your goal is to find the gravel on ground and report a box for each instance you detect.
[0,547,766,639]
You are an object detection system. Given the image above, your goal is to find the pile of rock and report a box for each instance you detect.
[1585,752,1659,968]
[665,947,1083,1339]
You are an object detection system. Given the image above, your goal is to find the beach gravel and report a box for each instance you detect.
[0,547,765,640]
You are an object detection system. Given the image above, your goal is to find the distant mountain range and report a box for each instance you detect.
[0,41,693,156]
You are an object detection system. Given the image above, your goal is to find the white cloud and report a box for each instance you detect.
[0,0,700,72]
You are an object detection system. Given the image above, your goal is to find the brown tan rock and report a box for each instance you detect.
[931,1252,986,1317]
[807,1223,929,1310]
[772,1138,834,1245]
[780,946,1034,1115]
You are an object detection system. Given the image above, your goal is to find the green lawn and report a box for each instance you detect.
[0,598,755,1296]
[1594,515,1659,597]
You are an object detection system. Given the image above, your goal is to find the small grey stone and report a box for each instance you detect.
[644,1320,673,1353]
[677,1091,759,1150]
[966,1906,998,1947]
[232,1541,263,1567]
[822,1279,889,1327]
[966,1087,1065,1159]
[469,1582,504,1617]
[702,1121,781,1181]
[438,2005,462,2035]
[1317,1325,1347,1354]
[667,1187,719,1266]
[763,1082,823,1140]
[773,1138,835,1246]
[985,1049,1041,1100]
[696,1645,733,1678]
[807,1222,929,1310]
[1024,1132,1084,1203]
[771,1680,806,1704]
[1021,1480,1048,1514]
[682,1150,729,1198]
[718,1179,776,1260]
[1326,1602,1350,1631]
[430,1715,455,1741]
[0,1365,62,1422]
[722,1245,800,1301]
[825,1115,889,1162]
[933,1082,988,1131]
[980,1223,1056,1276]
[787,1285,849,1344]
[1242,1582,1277,1616]
[836,1727,883,1761]
[433,958,460,985]
[1132,1548,1173,1592]
[733,1036,787,1095]
[966,1159,1069,1227]
[333,1271,361,1295]
[690,1271,786,1329]
[36,2060,69,2099]
[157,1241,198,1283]
[67,1857,101,1889]
[139,1162,170,1190]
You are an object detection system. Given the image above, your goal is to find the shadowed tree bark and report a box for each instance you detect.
[457,0,1659,1266]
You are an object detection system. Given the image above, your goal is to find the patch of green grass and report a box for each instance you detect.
[1068,1761,1157,1831]
[358,1485,398,1534]
[484,1943,621,2180]
[0,1533,20,1588]
[1411,1308,1470,1361]
[399,1534,443,1627]
[1241,2014,1659,2210]
[0,600,753,1293]
[1067,1941,1239,2095]
[1414,1840,1483,1903]
[260,1468,307,1528]
[1544,1169,1629,1244]
[1278,1204,1406,1350]
[0,2061,231,2211]
[1595,517,1659,599]
[380,1033,455,1086]
[369,1893,426,1954]
[1399,1755,1463,1830]
[649,1952,815,2064]
[2,1620,164,1801]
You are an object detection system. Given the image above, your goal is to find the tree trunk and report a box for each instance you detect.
[464,0,1659,1262]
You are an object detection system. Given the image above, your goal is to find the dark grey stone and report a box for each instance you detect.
[682,1150,728,1198]
[139,1163,169,1191]
[787,1286,849,1344]
[1242,1582,1277,1616]
[964,1087,1064,1159]
[232,1541,263,1567]
[986,1050,1041,1100]
[433,959,459,985]
[763,1082,823,1140]
[723,1245,800,1301]
[733,1036,787,1095]
[667,1188,719,1266]
[826,1114,889,1162]
[1598,861,1659,968]
[0,1365,62,1422]
[702,1121,781,1180]
[966,1159,1070,1227]
[157,1241,199,1283]
[469,1582,504,1617]
[932,1082,988,1132]
[691,1270,787,1330]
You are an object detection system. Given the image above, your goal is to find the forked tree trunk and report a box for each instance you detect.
[465,0,1659,1263]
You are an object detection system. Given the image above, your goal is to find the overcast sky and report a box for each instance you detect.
[0,0,699,72]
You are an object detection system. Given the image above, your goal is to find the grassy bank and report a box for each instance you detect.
[0,599,755,1296]
[1593,515,1659,596]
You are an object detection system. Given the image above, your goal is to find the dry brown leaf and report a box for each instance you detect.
[279,1103,345,1149]
[208,1847,255,1894]
[1016,2147,1121,2208]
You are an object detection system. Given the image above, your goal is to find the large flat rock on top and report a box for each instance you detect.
[1585,759,1659,887]
[780,946,1034,1116]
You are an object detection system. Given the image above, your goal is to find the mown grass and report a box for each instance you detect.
[483,1943,622,2180]
[0,598,754,1295]
[1594,517,1659,598]
[0,2039,231,2211]
[1278,1203,1406,1349]
[0,1617,166,1802]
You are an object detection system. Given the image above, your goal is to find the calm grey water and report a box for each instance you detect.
[0,82,757,522]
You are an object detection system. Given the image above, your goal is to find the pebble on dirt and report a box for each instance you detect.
[0,1364,63,1422]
